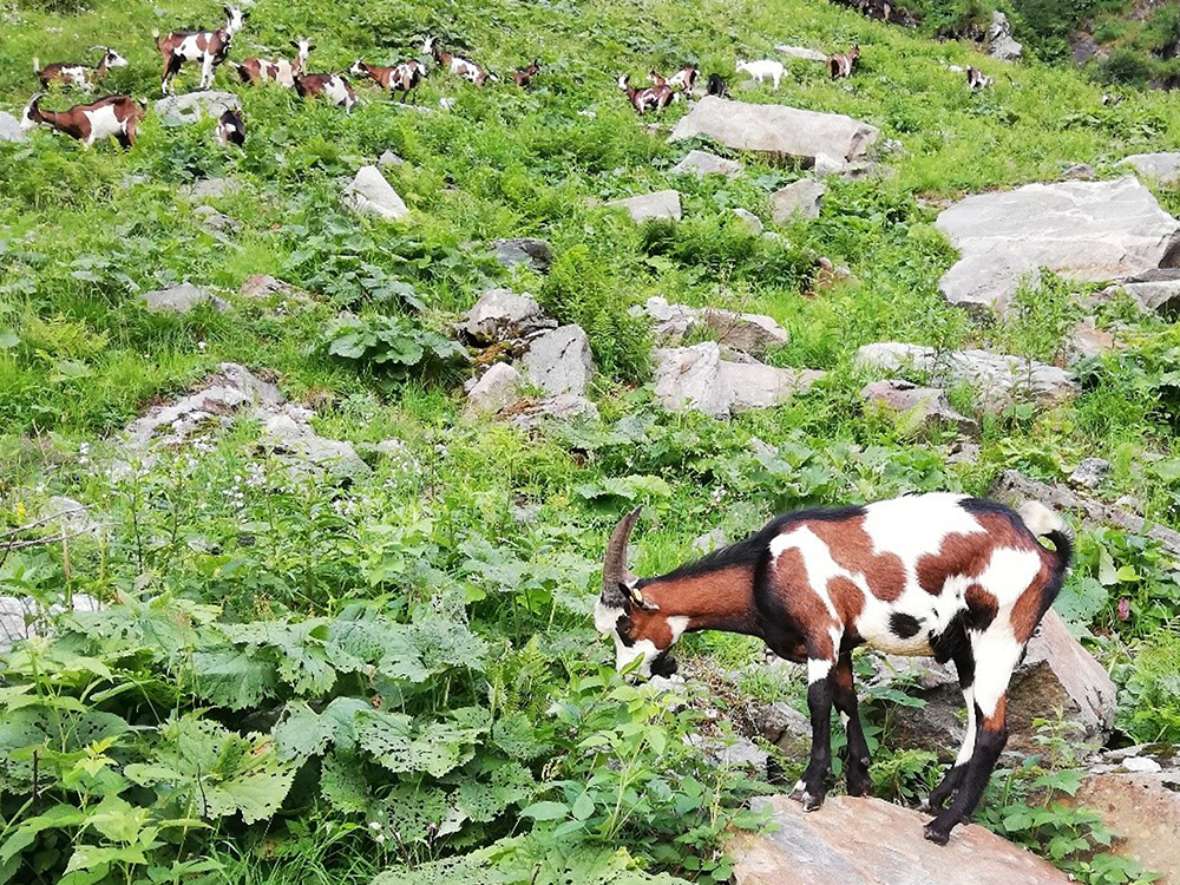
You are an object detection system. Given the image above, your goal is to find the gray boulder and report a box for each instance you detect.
[465,362,523,416]
[771,179,825,222]
[193,205,239,235]
[140,283,229,315]
[155,91,240,126]
[684,732,768,771]
[461,288,555,344]
[492,238,553,273]
[1069,458,1111,490]
[343,165,409,221]
[259,407,370,482]
[757,702,812,758]
[1093,270,1180,318]
[1064,316,1117,365]
[935,177,1180,314]
[239,275,311,302]
[732,208,764,234]
[378,150,405,168]
[987,11,1023,61]
[639,296,789,355]
[1121,152,1180,185]
[606,189,682,223]
[673,149,742,177]
[860,379,978,437]
[654,342,822,418]
[0,111,28,143]
[670,96,878,169]
[521,325,594,396]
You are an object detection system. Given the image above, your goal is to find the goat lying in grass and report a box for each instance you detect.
[34,47,128,92]
[21,92,144,148]
[595,493,1072,844]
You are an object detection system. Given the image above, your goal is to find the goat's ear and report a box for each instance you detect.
[629,585,659,612]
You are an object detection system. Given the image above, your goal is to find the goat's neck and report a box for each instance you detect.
[639,562,761,637]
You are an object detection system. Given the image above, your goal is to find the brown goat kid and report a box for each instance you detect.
[828,43,860,79]
[513,60,541,87]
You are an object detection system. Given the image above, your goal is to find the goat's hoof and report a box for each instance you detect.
[923,822,951,846]
[801,791,826,812]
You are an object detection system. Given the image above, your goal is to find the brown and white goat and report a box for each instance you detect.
[650,64,697,93]
[422,37,492,86]
[349,59,427,99]
[34,47,128,93]
[966,66,993,91]
[155,5,246,95]
[293,72,357,111]
[617,74,676,114]
[235,37,311,89]
[21,92,144,148]
[828,43,860,79]
[513,60,541,88]
[595,493,1072,845]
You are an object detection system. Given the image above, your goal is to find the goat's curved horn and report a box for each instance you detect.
[602,506,641,605]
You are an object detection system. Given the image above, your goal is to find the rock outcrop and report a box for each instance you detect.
[654,342,822,418]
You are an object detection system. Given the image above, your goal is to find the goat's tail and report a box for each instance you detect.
[1019,500,1073,584]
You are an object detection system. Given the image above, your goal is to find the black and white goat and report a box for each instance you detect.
[617,74,676,114]
[155,5,247,95]
[422,37,492,86]
[966,66,993,91]
[828,44,860,79]
[349,59,427,99]
[595,493,1072,845]
[706,73,728,97]
[34,47,128,92]
[21,92,144,148]
[216,107,245,146]
[293,72,357,111]
[236,37,312,89]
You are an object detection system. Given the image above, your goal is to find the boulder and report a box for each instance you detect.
[771,179,825,222]
[1069,457,1111,490]
[520,325,594,396]
[860,379,978,437]
[1093,270,1180,319]
[727,795,1068,884]
[343,165,409,221]
[465,362,523,416]
[732,208,764,234]
[987,11,1023,61]
[775,44,828,62]
[0,111,28,143]
[258,407,370,482]
[461,288,555,344]
[491,238,553,273]
[639,296,789,355]
[155,91,240,126]
[140,283,229,315]
[505,393,599,429]
[1121,151,1180,185]
[654,342,822,418]
[855,342,1078,413]
[606,189,682,223]
[670,96,879,169]
[181,177,238,200]
[1063,317,1117,366]
[673,149,742,177]
[935,177,1180,314]
[757,702,812,758]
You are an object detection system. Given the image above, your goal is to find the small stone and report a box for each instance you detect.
[140,283,229,314]
[606,189,682,223]
[771,179,825,222]
[732,208,764,234]
[492,238,554,274]
[758,702,812,757]
[684,732,768,771]
[239,275,308,301]
[155,91,240,126]
[673,149,742,177]
[0,111,29,143]
[1062,163,1094,180]
[1069,458,1111,490]
[1121,756,1163,774]
[506,393,599,429]
[343,165,409,221]
[378,149,405,167]
[465,362,523,416]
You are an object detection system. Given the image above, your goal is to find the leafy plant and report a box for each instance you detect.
[323,314,466,376]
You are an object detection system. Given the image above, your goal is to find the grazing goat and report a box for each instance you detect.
[828,44,860,79]
[513,59,541,87]
[735,58,784,89]
[156,5,246,95]
[650,65,698,93]
[422,37,492,86]
[21,92,144,148]
[706,73,728,97]
[293,72,357,111]
[966,66,993,90]
[617,74,676,114]
[235,37,312,89]
[595,493,1072,845]
[216,107,245,146]
[349,59,427,99]
[34,47,128,92]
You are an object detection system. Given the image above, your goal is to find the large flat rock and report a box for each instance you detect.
[654,342,821,417]
[728,795,1068,884]
[669,96,878,167]
[1121,152,1180,185]
[935,177,1180,313]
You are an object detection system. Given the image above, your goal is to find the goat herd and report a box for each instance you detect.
[15,5,995,151]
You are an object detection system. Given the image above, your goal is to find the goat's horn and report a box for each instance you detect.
[602,507,641,605]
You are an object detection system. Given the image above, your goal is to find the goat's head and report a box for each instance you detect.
[102,48,129,69]
[19,93,43,131]
[616,74,630,91]
[223,6,246,35]
[349,59,368,77]
[292,38,314,61]
[596,508,682,679]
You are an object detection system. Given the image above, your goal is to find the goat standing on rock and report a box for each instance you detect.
[595,493,1072,844]
[156,5,247,95]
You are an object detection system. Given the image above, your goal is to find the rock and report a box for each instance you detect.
[140,283,229,315]
[258,407,370,482]
[1121,151,1180,185]
[1093,270,1180,319]
[860,379,978,437]
[639,296,789,355]
[775,44,828,62]
[1062,163,1095,180]
[239,275,309,301]
[343,165,409,221]
[673,149,742,177]
[727,795,1068,885]
[0,111,28,143]
[465,362,523,416]
[193,205,239,235]
[505,393,599,429]
[1121,755,1162,774]
[671,96,879,169]
[987,11,1023,61]
[378,149,405,167]
[0,594,102,654]
[692,528,728,555]
[732,208,764,234]
[855,342,1078,413]
[1064,316,1117,365]
[771,179,825,223]
[491,238,553,274]
[521,325,594,396]
[181,177,238,200]
[155,91,240,125]
[654,342,822,418]
[758,702,812,758]
[1069,457,1111,490]
[812,153,846,176]
[935,177,1180,314]
[38,496,100,537]
[684,732,768,771]
[947,441,981,465]
[606,189,682,223]
[461,288,555,344]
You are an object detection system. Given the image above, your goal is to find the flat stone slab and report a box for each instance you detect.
[673,149,742,177]
[935,177,1180,313]
[728,795,1068,884]
[1121,152,1180,184]
[670,96,878,167]
[606,190,682,223]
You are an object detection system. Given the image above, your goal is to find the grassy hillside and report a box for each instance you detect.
[1,0,1179,882]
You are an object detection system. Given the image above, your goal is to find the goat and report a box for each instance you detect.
[422,36,492,86]
[293,72,357,111]
[617,74,676,114]
[595,493,1072,845]
[650,64,698,93]
[706,73,728,97]
[155,5,246,95]
[513,59,541,88]
[216,107,245,146]
[735,58,785,89]
[20,92,144,148]
[966,66,993,91]
[33,47,128,93]
[349,59,427,100]
[235,37,311,89]
[828,44,860,80]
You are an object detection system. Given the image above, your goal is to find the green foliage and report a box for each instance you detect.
[323,314,466,377]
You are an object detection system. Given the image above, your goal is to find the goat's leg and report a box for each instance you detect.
[831,652,871,796]
[791,642,839,811]
[928,642,975,811]
[200,54,214,90]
